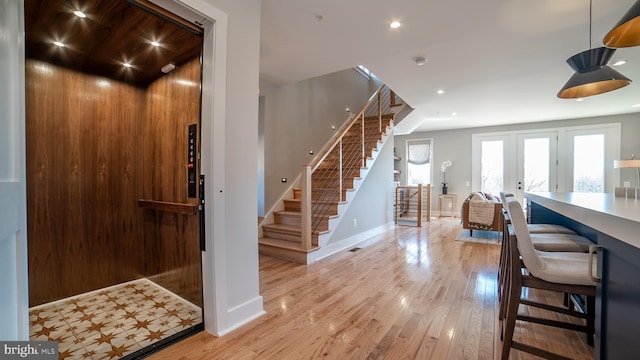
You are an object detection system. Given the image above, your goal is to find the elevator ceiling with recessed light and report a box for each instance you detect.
[24,0,203,88]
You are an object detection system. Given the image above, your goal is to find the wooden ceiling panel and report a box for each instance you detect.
[25,0,202,88]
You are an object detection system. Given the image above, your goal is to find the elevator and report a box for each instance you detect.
[24,0,205,358]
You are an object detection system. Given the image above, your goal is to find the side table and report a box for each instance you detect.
[438,194,457,218]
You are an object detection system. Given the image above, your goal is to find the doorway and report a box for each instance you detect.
[24,0,205,358]
[515,132,558,201]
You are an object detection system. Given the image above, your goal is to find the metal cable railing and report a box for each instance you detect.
[299,85,396,248]
[395,185,431,227]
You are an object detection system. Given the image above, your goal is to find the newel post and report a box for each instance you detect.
[339,138,343,202]
[301,165,312,250]
[361,113,366,167]
[378,88,382,133]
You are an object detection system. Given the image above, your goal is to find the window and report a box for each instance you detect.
[481,140,504,195]
[355,65,372,79]
[407,139,431,185]
[573,134,604,192]
[523,138,550,192]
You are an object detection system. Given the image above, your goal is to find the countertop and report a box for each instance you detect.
[525,192,640,249]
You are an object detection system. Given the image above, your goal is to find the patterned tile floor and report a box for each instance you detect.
[29,278,202,360]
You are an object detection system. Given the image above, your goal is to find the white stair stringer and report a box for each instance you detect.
[315,126,392,251]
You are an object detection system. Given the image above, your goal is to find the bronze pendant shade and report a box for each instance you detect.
[603,0,640,48]
[557,47,631,99]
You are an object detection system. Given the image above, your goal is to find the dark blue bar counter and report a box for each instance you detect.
[526,192,640,360]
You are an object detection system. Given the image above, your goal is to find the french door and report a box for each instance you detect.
[515,132,557,202]
[473,123,620,202]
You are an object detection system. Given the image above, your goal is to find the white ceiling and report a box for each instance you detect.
[260,0,640,134]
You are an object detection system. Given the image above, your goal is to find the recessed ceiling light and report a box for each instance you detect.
[414,57,427,66]
[151,41,160,47]
[73,10,86,18]
[123,63,133,68]
[390,21,401,29]
[452,112,457,116]
[53,41,65,47]
[613,60,627,66]
[576,98,584,102]
[632,104,640,108]
[437,89,445,94]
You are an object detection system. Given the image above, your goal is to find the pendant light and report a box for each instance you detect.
[557,47,631,98]
[603,1,640,48]
[557,0,632,99]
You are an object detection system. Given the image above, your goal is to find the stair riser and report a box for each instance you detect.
[339,140,382,149]
[313,165,362,173]
[342,130,385,138]
[284,199,301,212]
[319,146,379,159]
[314,163,364,171]
[311,204,338,215]
[342,134,384,141]
[313,174,358,182]
[311,177,357,187]
[262,227,302,242]
[275,213,330,229]
[258,244,308,264]
[311,185,354,194]
[285,203,338,215]
[310,190,345,198]
[345,121,390,130]
[275,213,301,227]
[311,217,329,230]
[262,228,319,245]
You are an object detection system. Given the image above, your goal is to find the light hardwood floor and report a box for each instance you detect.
[149,219,593,360]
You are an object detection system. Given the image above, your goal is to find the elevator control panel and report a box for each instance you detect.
[188,124,197,198]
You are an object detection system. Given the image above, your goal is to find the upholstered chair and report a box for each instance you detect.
[500,197,598,360]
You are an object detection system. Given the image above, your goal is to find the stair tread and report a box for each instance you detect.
[262,223,331,234]
[258,237,319,253]
[275,210,339,219]
[275,210,301,216]
[284,198,347,204]
[263,223,301,232]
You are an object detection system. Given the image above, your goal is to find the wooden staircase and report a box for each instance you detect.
[259,191,337,263]
[259,103,395,263]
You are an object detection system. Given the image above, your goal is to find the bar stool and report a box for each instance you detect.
[497,193,593,320]
[500,192,577,235]
[501,198,598,360]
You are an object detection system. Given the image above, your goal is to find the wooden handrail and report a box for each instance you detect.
[300,84,397,246]
[137,199,198,215]
[361,113,365,167]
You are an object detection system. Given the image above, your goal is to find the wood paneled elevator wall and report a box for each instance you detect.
[26,57,202,307]
[142,58,203,307]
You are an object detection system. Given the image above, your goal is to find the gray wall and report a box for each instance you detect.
[394,113,640,212]
[327,135,395,243]
[259,69,381,213]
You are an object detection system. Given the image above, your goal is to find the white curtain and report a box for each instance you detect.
[407,140,431,165]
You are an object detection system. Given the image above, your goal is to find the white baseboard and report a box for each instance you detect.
[433,211,459,218]
[215,296,265,336]
[308,222,394,263]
